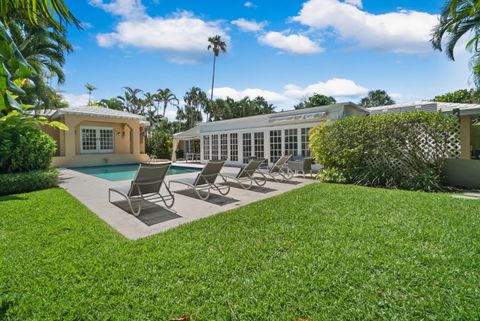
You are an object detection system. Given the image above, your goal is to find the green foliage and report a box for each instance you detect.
[0,169,58,195]
[310,112,459,191]
[206,96,275,121]
[432,0,480,86]
[0,112,57,173]
[146,126,173,159]
[432,88,480,103]
[294,93,336,109]
[359,89,395,108]
[1,185,480,319]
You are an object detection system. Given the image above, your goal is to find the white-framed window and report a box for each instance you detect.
[284,128,298,157]
[230,133,238,162]
[242,133,252,164]
[80,126,114,154]
[270,130,282,163]
[220,134,228,160]
[203,135,210,160]
[254,132,264,159]
[301,128,311,157]
[212,134,219,160]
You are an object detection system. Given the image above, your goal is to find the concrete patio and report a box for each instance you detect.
[59,164,317,240]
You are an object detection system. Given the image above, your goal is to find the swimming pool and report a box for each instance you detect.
[70,164,200,181]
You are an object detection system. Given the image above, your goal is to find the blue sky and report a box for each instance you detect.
[62,0,472,117]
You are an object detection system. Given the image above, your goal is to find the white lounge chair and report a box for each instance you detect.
[169,161,230,200]
[222,158,267,189]
[258,155,294,182]
[108,163,175,216]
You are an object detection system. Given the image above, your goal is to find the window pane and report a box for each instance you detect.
[269,130,282,163]
[203,136,210,160]
[284,128,298,157]
[230,133,238,162]
[99,129,114,151]
[82,128,97,151]
[212,135,219,160]
[220,134,228,160]
[242,133,252,164]
[254,132,264,159]
[301,128,311,157]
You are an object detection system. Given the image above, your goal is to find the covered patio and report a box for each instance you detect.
[172,126,201,163]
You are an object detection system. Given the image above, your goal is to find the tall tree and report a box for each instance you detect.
[207,35,227,101]
[85,83,96,105]
[178,87,207,129]
[432,0,480,86]
[294,94,336,110]
[98,98,125,110]
[117,87,144,114]
[156,88,179,119]
[359,90,395,108]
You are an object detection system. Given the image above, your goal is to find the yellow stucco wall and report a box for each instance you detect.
[48,114,148,167]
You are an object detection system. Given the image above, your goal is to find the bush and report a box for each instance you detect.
[310,112,459,191]
[0,169,58,195]
[146,128,173,159]
[0,118,57,173]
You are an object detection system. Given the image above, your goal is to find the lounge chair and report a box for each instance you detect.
[108,163,175,216]
[257,155,294,182]
[169,161,230,200]
[222,158,267,189]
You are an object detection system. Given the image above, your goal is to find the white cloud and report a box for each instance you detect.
[244,1,255,8]
[62,93,92,107]
[293,0,437,54]
[89,0,146,19]
[212,78,369,108]
[212,87,290,105]
[258,31,322,54]
[232,18,266,32]
[284,78,368,98]
[95,11,229,63]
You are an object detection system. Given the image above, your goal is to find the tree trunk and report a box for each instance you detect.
[210,54,216,101]
[163,101,167,119]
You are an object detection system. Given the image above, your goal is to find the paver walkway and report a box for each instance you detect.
[59,164,316,240]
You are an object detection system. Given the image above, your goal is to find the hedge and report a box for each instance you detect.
[309,112,459,191]
[0,169,59,196]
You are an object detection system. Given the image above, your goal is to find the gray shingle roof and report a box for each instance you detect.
[368,101,480,115]
[53,106,146,120]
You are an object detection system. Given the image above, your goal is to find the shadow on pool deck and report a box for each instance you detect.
[111,199,181,226]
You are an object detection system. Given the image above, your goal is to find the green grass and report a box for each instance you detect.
[1,184,480,320]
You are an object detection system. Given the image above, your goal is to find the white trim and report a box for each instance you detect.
[80,126,115,154]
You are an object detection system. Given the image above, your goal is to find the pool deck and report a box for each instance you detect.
[59,163,317,240]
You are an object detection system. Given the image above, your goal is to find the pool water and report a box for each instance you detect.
[71,164,200,181]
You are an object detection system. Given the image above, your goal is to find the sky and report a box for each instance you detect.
[62,0,473,119]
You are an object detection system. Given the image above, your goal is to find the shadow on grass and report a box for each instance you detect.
[0,195,26,202]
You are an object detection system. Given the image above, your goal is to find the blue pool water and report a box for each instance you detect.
[70,164,200,181]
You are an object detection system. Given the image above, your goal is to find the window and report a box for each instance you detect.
[242,133,252,163]
[254,132,264,159]
[203,135,210,160]
[270,130,282,163]
[220,134,228,160]
[301,128,311,157]
[80,126,114,153]
[284,128,298,157]
[212,134,219,160]
[230,133,238,162]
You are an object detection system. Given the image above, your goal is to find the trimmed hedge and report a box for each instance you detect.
[0,169,59,196]
[309,112,459,191]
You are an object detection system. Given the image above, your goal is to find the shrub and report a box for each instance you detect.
[0,118,57,173]
[0,169,58,195]
[145,128,173,159]
[309,112,459,191]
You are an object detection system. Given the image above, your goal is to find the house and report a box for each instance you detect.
[172,103,368,166]
[40,106,150,167]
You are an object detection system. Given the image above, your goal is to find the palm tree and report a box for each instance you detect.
[85,83,96,105]
[155,88,179,120]
[207,35,227,101]
[117,87,143,114]
[432,0,480,85]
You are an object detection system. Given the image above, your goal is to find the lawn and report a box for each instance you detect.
[1,184,480,320]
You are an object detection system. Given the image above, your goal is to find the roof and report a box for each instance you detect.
[173,126,200,140]
[53,106,147,120]
[368,101,480,116]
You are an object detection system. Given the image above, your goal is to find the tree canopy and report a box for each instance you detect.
[294,94,336,110]
[432,89,480,103]
[359,90,395,108]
